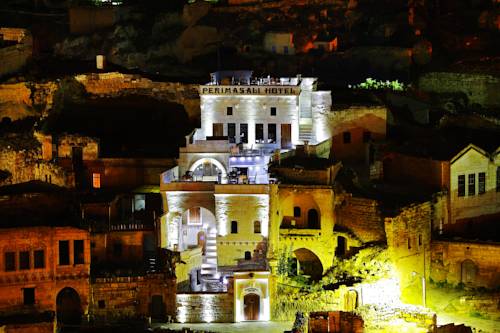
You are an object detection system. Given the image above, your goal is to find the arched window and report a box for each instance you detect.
[231,221,238,234]
[307,209,319,229]
[254,221,261,234]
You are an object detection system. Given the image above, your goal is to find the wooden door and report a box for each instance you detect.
[281,124,292,149]
[244,293,260,320]
[213,123,223,137]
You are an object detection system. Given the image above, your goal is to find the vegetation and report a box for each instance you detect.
[350,78,407,91]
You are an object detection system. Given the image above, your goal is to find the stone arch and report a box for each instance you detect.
[189,157,227,181]
[179,206,217,252]
[293,248,324,281]
[56,287,82,327]
[461,259,477,285]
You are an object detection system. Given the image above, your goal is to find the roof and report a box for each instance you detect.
[450,143,489,164]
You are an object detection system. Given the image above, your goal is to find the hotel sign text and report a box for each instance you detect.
[200,85,300,96]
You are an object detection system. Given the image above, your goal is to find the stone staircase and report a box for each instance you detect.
[200,227,218,277]
[299,124,313,143]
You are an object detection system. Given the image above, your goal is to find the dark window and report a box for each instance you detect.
[255,124,264,142]
[74,240,84,265]
[363,131,371,143]
[113,243,122,257]
[23,288,35,305]
[228,123,236,143]
[19,251,30,270]
[268,124,276,143]
[418,235,422,247]
[244,251,251,260]
[458,175,465,197]
[34,250,44,269]
[240,124,248,143]
[468,174,475,196]
[343,131,351,144]
[227,106,233,116]
[478,172,486,194]
[497,167,500,192]
[59,241,70,265]
[231,221,238,234]
[293,206,301,217]
[407,238,411,250]
[270,107,277,116]
[254,221,261,234]
[5,252,15,271]
[98,300,106,309]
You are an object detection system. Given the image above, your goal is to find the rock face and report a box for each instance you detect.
[0,82,58,121]
[174,25,220,63]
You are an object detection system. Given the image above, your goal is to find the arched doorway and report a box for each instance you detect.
[244,293,260,320]
[56,288,82,328]
[189,158,227,182]
[293,248,324,281]
[461,259,477,285]
[307,209,320,229]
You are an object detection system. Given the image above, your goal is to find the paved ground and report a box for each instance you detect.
[154,321,293,333]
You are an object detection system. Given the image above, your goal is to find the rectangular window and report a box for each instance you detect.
[240,124,248,143]
[228,123,236,143]
[226,106,233,116]
[363,131,371,143]
[468,174,475,196]
[255,124,264,143]
[343,131,351,144]
[74,240,84,265]
[19,251,30,270]
[478,172,486,194]
[458,175,465,197]
[270,107,277,116]
[23,288,35,306]
[34,250,44,269]
[92,173,101,189]
[497,167,500,192]
[5,252,15,271]
[254,221,261,234]
[231,221,238,234]
[59,240,70,266]
[294,206,301,217]
[268,124,276,143]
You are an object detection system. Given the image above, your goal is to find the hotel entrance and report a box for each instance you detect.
[244,293,260,320]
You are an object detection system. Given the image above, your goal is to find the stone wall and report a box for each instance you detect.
[0,321,54,333]
[57,134,99,160]
[418,72,500,108]
[0,149,74,187]
[385,202,432,305]
[74,73,200,121]
[0,28,32,78]
[0,82,57,121]
[430,241,500,289]
[271,164,340,185]
[176,292,234,323]
[336,195,385,243]
[176,247,202,287]
[91,275,176,320]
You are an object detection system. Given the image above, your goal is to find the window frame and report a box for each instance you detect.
[458,175,466,197]
[5,252,15,272]
[34,250,45,269]
[231,221,238,234]
[226,106,233,116]
[468,173,476,196]
[74,240,84,265]
[270,107,277,116]
[19,251,30,270]
[59,240,70,266]
[478,172,486,194]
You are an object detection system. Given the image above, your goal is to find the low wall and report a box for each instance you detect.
[176,292,234,323]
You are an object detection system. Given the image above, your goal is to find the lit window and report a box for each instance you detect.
[231,221,238,234]
[92,173,101,189]
[468,174,475,196]
[478,172,486,194]
[343,132,351,144]
[458,175,465,197]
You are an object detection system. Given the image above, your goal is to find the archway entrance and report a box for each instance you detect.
[189,158,227,182]
[56,288,82,329]
[461,259,477,285]
[244,293,260,321]
[293,248,323,281]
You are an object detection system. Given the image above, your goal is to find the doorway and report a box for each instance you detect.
[244,293,260,320]
[56,288,82,328]
[151,295,165,320]
[281,124,292,149]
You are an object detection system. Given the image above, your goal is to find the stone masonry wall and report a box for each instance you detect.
[176,292,234,323]
[336,196,385,243]
[91,275,177,320]
[75,73,200,121]
[418,72,500,108]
